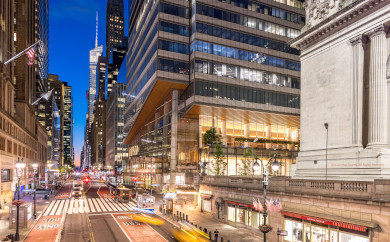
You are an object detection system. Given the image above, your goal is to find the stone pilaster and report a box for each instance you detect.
[368,26,388,147]
[221,120,227,146]
[350,36,364,146]
[244,123,250,147]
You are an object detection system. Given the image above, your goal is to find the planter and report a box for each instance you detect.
[259,224,273,233]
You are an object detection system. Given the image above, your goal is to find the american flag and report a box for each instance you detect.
[26,45,37,66]
[272,199,283,213]
[252,198,264,212]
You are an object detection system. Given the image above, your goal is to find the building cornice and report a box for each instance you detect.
[290,0,387,50]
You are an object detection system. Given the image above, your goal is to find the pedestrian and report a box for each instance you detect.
[214,229,220,242]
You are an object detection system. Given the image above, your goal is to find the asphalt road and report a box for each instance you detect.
[58,182,180,242]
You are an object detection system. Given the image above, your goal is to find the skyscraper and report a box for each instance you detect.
[106,37,127,98]
[88,12,103,127]
[86,13,103,168]
[63,83,73,166]
[106,0,124,59]
[124,0,302,190]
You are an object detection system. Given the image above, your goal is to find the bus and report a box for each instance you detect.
[136,194,155,211]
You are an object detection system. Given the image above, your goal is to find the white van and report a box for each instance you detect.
[72,180,83,197]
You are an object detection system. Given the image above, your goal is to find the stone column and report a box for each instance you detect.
[368,27,388,147]
[265,125,271,149]
[244,123,250,147]
[350,36,364,146]
[170,90,178,190]
[286,128,292,150]
[221,120,227,146]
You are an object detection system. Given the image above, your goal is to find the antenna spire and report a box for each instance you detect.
[95,11,98,48]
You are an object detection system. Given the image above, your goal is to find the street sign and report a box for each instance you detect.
[278,230,288,236]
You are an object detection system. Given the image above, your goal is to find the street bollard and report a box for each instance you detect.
[195,224,197,228]
[186,214,188,222]
[173,214,176,221]
[177,211,179,217]
[209,231,212,239]
[199,226,202,230]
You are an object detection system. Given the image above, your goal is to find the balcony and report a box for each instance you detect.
[198,175,390,201]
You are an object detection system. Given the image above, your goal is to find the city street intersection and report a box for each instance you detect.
[23,181,177,242]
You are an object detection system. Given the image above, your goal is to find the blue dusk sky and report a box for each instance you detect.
[49,0,129,167]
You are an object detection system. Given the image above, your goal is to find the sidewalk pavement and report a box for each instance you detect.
[154,198,263,242]
[0,186,61,241]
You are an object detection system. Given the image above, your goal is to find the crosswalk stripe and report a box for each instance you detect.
[103,199,116,211]
[79,199,84,213]
[74,198,79,214]
[116,201,129,211]
[93,198,102,212]
[56,200,65,216]
[108,199,121,211]
[63,199,70,214]
[84,198,90,213]
[68,198,74,214]
[43,200,56,216]
[88,199,96,213]
[50,200,60,216]
[99,199,109,211]
[101,198,114,211]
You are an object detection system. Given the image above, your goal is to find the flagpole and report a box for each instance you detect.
[3,40,41,65]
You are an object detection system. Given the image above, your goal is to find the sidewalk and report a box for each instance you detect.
[0,186,61,241]
[155,201,263,242]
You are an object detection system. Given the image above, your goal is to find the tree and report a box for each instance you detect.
[203,127,221,146]
[240,148,254,176]
[211,144,227,175]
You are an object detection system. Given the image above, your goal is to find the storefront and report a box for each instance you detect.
[200,194,212,212]
[282,211,370,242]
[226,200,266,229]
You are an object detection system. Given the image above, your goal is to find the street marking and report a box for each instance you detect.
[55,200,65,216]
[63,199,70,215]
[79,199,84,213]
[107,199,120,211]
[115,201,128,211]
[43,200,56,216]
[68,198,75,214]
[74,198,79,213]
[50,200,60,216]
[88,199,96,213]
[96,197,108,211]
[84,198,90,213]
[92,198,102,212]
[100,198,113,211]
[111,214,133,242]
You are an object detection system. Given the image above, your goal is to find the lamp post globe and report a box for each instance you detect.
[271,159,280,172]
[253,160,260,172]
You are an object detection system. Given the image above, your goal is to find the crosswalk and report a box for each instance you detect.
[43,198,137,216]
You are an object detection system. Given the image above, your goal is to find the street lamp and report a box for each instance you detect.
[15,158,26,241]
[253,154,279,242]
[32,163,38,219]
[324,123,329,180]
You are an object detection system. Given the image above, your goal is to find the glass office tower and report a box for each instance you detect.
[124,0,303,189]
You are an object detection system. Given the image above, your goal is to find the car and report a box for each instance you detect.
[72,187,82,197]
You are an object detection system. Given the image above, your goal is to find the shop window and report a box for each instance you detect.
[285,220,303,242]
[312,226,329,242]
[228,206,236,222]
[339,232,368,242]
[1,169,11,182]
[236,208,244,223]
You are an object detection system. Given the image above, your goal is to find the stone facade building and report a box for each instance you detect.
[197,0,390,242]
[0,0,48,208]
[291,0,390,180]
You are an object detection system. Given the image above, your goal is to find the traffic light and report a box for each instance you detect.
[132,177,138,182]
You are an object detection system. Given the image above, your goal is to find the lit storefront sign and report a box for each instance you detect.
[282,211,370,242]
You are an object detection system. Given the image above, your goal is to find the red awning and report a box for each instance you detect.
[200,194,211,199]
[281,211,367,232]
[226,200,254,209]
